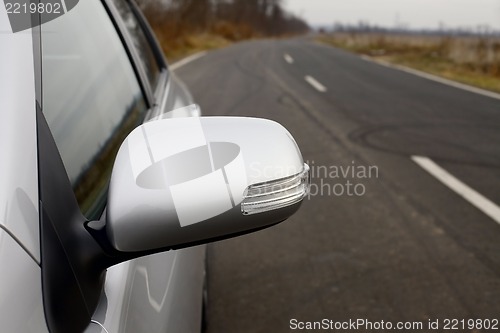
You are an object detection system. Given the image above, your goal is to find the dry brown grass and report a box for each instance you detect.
[153,30,230,62]
[150,20,262,62]
[318,33,500,93]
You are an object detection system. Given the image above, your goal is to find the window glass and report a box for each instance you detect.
[110,0,161,89]
[42,0,147,219]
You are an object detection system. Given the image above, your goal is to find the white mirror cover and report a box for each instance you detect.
[107,116,305,252]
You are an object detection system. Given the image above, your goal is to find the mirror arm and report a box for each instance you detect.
[85,217,285,270]
[84,219,127,268]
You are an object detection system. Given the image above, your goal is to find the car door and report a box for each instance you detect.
[38,0,205,332]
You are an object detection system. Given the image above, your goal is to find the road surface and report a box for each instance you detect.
[175,39,500,332]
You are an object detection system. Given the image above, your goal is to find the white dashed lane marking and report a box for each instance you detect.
[305,75,327,93]
[284,53,294,64]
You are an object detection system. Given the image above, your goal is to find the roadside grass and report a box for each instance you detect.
[318,33,500,93]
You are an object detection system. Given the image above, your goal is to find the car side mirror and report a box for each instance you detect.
[106,116,310,252]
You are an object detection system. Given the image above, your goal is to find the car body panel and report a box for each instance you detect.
[0,5,40,263]
[95,246,205,332]
[0,229,48,332]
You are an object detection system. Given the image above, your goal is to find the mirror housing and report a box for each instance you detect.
[107,116,309,252]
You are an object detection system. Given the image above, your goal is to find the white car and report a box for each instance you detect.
[0,0,309,332]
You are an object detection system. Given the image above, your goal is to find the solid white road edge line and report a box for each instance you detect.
[170,51,207,71]
[360,55,500,101]
[305,75,327,93]
[412,155,500,225]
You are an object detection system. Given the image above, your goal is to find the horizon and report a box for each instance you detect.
[284,0,500,32]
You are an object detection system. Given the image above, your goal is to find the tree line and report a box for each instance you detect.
[136,0,309,40]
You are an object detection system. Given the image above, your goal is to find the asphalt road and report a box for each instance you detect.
[175,39,500,332]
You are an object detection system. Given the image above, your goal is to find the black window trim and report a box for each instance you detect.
[126,0,168,70]
[119,0,171,118]
[101,0,156,108]
[103,0,170,112]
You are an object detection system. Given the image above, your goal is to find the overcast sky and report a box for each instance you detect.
[283,0,500,31]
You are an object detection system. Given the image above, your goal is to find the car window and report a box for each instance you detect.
[41,0,148,220]
[110,0,161,90]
